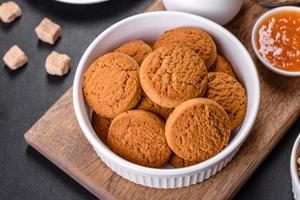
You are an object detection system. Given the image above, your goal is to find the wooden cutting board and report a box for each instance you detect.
[24,0,300,199]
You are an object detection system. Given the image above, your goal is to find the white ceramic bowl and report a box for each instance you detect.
[291,134,300,199]
[73,11,260,189]
[163,0,243,25]
[251,6,300,77]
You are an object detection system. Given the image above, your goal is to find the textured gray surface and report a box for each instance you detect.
[0,0,298,199]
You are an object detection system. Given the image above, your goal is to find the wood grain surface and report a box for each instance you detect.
[24,0,300,199]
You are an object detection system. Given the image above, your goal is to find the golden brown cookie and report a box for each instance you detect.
[210,54,236,78]
[206,72,247,130]
[153,27,217,68]
[114,40,152,65]
[83,52,142,118]
[108,110,171,168]
[165,98,231,162]
[169,154,198,168]
[139,44,208,108]
[91,112,112,144]
[136,95,174,120]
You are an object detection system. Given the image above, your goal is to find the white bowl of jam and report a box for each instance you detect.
[252,6,300,77]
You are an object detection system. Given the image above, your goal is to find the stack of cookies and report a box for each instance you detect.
[82,27,247,168]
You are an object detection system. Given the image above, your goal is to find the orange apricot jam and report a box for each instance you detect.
[256,11,300,72]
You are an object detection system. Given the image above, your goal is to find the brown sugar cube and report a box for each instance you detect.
[35,18,61,45]
[0,1,22,23]
[45,51,70,76]
[3,45,27,70]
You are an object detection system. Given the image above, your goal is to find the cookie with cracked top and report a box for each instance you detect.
[82,52,142,118]
[139,44,208,108]
[114,40,152,65]
[209,54,236,78]
[206,72,246,130]
[153,27,217,69]
[91,112,112,145]
[165,98,231,162]
[108,110,171,168]
[136,94,174,120]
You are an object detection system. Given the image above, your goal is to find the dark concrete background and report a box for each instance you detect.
[0,0,298,199]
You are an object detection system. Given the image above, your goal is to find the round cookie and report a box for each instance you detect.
[169,154,198,168]
[165,98,231,162]
[153,27,217,68]
[108,110,171,168]
[136,95,174,120]
[83,52,142,118]
[91,112,112,145]
[139,44,208,108]
[210,54,236,78]
[206,72,246,130]
[114,40,152,65]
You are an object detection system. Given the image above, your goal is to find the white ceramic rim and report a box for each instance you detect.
[53,0,109,5]
[73,11,260,176]
[291,134,300,195]
[251,6,300,77]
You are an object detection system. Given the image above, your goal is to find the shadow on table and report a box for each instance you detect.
[3,63,28,79]
[0,17,22,32]
[26,146,98,200]
[46,70,71,86]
